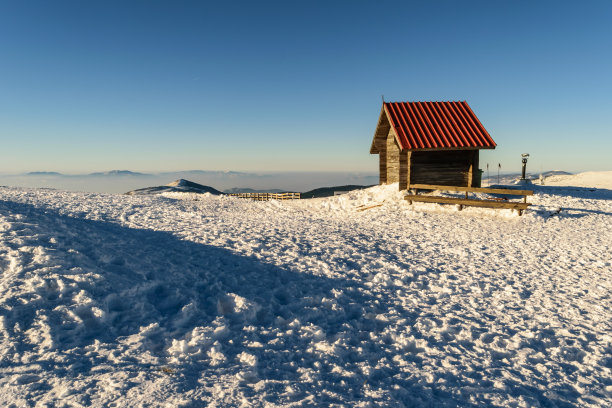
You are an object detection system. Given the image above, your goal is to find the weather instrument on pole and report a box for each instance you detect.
[521,153,530,180]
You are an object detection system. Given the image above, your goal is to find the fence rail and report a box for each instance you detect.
[228,192,301,201]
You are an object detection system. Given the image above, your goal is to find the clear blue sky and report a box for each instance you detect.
[1,0,610,175]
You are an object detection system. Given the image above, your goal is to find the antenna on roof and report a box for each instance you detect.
[381,94,385,103]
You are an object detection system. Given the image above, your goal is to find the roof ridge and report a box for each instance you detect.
[385,100,467,103]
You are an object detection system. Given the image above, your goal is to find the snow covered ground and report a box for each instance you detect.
[540,171,612,190]
[0,171,611,407]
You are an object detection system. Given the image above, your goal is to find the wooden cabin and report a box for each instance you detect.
[370,101,496,190]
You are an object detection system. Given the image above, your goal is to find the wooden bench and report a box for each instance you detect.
[404,184,533,216]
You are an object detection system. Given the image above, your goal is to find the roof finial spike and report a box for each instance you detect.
[381,94,385,104]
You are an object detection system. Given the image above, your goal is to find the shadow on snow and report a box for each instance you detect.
[0,199,584,407]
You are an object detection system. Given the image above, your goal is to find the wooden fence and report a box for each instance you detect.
[228,192,301,201]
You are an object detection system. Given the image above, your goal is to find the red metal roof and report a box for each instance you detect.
[383,101,496,150]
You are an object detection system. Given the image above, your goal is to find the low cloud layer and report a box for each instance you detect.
[0,171,378,194]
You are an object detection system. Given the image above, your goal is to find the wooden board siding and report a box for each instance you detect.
[399,151,412,191]
[379,148,387,184]
[386,129,400,183]
[409,150,476,187]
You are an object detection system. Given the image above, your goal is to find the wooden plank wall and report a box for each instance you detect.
[386,130,400,183]
[379,147,387,184]
[399,151,412,190]
[409,150,476,187]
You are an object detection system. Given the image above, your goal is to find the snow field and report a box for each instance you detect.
[541,171,612,189]
[0,177,611,407]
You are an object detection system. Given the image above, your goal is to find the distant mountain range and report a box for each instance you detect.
[22,170,254,177]
[25,171,64,176]
[21,169,573,180]
[88,170,151,177]
[24,170,151,177]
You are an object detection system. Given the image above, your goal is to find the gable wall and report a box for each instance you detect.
[379,146,387,184]
[386,129,400,183]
